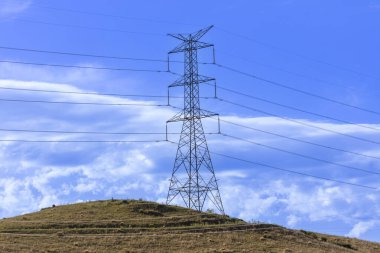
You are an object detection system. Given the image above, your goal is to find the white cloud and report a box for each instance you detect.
[0,178,37,216]
[218,170,248,179]
[81,148,155,179]
[221,179,375,228]
[287,214,300,227]
[0,75,175,216]
[0,0,31,17]
[347,220,379,238]
[74,180,101,194]
[1,76,378,220]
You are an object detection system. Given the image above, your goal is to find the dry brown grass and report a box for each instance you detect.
[0,199,379,253]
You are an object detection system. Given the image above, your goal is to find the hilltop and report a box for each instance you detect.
[0,199,379,252]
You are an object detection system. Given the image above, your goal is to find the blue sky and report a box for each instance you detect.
[1,0,380,242]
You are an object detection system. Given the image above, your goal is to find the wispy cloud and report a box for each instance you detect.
[0,0,31,18]
[347,220,379,238]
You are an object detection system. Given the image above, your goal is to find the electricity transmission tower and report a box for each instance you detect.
[166,26,225,214]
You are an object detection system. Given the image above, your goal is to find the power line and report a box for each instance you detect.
[7,81,378,135]
[218,98,380,146]
[218,118,380,161]
[218,50,350,89]
[4,97,376,180]
[0,45,370,105]
[0,60,169,73]
[8,8,377,81]
[221,133,380,175]
[0,129,167,135]
[0,86,176,99]
[2,50,377,118]
[0,87,380,160]
[211,151,377,190]
[215,27,379,81]
[0,86,214,100]
[0,98,169,107]
[214,64,380,117]
[0,139,167,143]
[0,46,169,62]
[10,5,377,84]
[3,94,379,162]
[0,128,218,136]
[167,141,376,190]
[216,92,380,132]
[3,85,380,158]
[2,86,379,159]
[0,46,213,65]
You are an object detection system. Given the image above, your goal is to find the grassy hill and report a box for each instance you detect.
[0,199,379,253]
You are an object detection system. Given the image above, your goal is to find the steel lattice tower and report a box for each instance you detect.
[166,26,224,214]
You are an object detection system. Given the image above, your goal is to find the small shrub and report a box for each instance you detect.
[138,209,163,217]
[336,242,356,250]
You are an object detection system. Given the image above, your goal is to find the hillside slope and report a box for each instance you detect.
[0,199,379,253]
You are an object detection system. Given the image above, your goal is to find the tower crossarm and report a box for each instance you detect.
[168,41,214,54]
[169,75,215,88]
[167,109,218,123]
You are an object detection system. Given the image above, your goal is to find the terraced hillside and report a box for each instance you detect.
[0,200,379,252]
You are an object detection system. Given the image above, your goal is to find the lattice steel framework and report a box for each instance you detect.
[166,26,224,214]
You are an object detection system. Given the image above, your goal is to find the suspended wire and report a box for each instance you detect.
[0,46,174,63]
[2,95,378,162]
[210,151,377,190]
[2,87,380,155]
[4,5,377,197]
[0,98,169,107]
[8,6,377,82]
[0,129,217,136]
[221,133,380,175]
[2,50,377,117]
[166,141,376,190]
[2,46,379,170]
[2,45,377,128]
[205,82,380,133]
[8,4,376,83]
[0,140,167,143]
[0,60,169,73]
[5,82,378,135]
[0,86,180,99]
[218,50,349,89]
[14,18,164,36]
[0,86,211,100]
[218,118,380,161]
[216,94,380,132]
[1,86,379,159]
[1,62,376,134]
[215,27,380,81]
[0,46,214,65]
[218,98,380,146]
[0,129,167,135]
[213,63,380,117]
